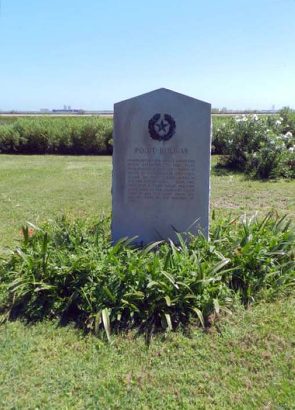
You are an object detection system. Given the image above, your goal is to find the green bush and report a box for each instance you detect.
[0,125,22,153]
[0,213,294,340]
[218,112,295,179]
[0,117,113,155]
[211,116,232,154]
[280,106,295,134]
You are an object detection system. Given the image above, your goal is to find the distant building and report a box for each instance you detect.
[52,108,85,114]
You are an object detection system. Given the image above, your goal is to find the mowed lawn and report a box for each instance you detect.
[0,155,112,248]
[1,154,294,248]
[0,155,295,409]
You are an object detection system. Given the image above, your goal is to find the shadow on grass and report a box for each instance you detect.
[211,162,243,177]
[211,162,290,183]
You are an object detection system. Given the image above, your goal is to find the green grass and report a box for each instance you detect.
[1,298,294,409]
[1,155,294,249]
[1,154,295,409]
[0,155,111,248]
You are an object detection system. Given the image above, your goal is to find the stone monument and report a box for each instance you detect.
[112,88,211,244]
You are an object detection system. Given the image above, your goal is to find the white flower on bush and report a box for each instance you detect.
[252,114,259,121]
[275,120,282,126]
[285,131,293,138]
[289,146,295,153]
[228,139,233,144]
[235,115,248,123]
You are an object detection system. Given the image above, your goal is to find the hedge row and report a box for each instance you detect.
[0,111,294,179]
[0,117,113,155]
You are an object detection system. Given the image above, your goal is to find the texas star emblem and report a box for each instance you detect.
[148,113,176,141]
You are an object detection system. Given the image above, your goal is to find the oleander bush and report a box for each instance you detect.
[0,117,113,155]
[211,116,232,154]
[214,110,295,179]
[0,212,294,340]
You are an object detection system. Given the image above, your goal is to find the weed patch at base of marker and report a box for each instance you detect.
[0,212,294,342]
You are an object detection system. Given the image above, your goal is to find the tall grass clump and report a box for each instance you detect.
[0,117,113,155]
[0,213,294,340]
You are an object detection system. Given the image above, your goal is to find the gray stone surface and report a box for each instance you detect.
[112,88,211,244]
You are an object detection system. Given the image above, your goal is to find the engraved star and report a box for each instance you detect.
[156,120,169,133]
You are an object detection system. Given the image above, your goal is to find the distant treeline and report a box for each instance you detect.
[0,117,113,155]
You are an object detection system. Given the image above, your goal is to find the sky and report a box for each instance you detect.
[0,0,294,111]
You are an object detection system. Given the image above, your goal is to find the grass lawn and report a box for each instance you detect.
[1,155,294,249]
[1,299,294,409]
[1,154,295,409]
[0,155,111,249]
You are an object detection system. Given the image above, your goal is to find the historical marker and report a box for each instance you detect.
[112,88,211,244]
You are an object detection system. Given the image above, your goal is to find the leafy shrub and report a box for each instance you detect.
[218,113,295,179]
[280,106,295,135]
[0,213,294,340]
[211,116,232,154]
[0,125,22,153]
[0,117,113,155]
[277,150,295,179]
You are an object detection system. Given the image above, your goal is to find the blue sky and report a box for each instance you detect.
[0,0,294,110]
